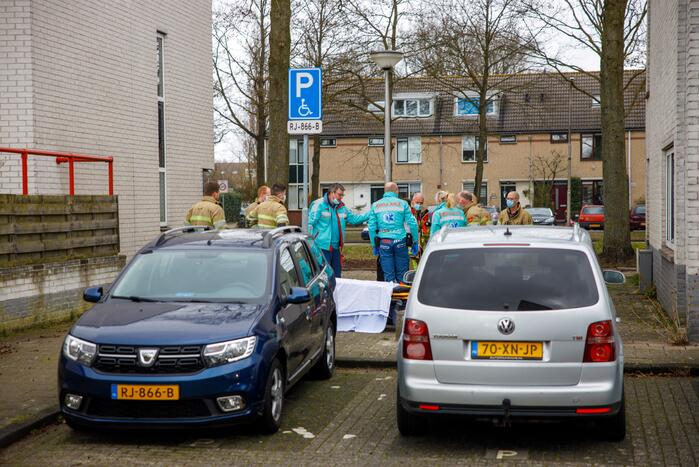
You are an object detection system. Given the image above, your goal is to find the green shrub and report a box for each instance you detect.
[220,192,242,223]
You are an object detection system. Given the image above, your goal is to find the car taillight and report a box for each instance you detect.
[583,320,615,362]
[402,319,432,360]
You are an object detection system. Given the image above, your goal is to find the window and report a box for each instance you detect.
[157,34,167,226]
[462,181,487,201]
[581,134,602,160]
[582,180,603,205]
[499,135,516,144]
[462,136,487,162]
[582,206,604,214]
[393,98,432,117]
[454,96,497,117]
[591,95,601,108]
[368,137,384,147]
[550,133,568,144]
[277,248,301,297]
[417,248,599,311]
[288,139,306,210]
[398,182,421,201]
[290,241,316,285]
[396,136,421,163]
[320,138,336,147]
[666,150,675,244]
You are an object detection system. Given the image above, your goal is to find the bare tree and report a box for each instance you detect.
[532,151,565,211]
[267,0,292,187]
[413,0,542,198]
[527,0,647,263]
[213,0,270,187]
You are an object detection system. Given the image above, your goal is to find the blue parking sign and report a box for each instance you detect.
[288,68,322,120]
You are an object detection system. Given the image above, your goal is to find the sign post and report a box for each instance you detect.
[288,68,322,233]
[217,180,229,223]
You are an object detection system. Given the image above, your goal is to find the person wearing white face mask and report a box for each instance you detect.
[498,191,532,225]
[308,183,369,277]
[248,183,289,228]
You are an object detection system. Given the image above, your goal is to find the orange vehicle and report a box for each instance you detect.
[577,205,605,230]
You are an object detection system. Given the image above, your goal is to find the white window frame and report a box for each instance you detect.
[368,136,384,147]
[462,135,487,163]
[396,136,421,164]
[397,182,422,200]
[288,139,305,210]
[320,138,336,147]
[462,180,488,202]
[157,33,167,227]
[453,91,499,118]
[393,97,433,118]
[665,149,675,246]
[592,94,601,108]
[499,135,516,144]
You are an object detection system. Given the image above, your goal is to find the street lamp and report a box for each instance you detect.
[566,78,574,225]
[370,50,404,183]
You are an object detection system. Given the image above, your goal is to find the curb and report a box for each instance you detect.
[337,357,699,375]
[0,406,59,449]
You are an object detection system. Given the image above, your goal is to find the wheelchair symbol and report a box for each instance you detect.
[297,99,313,117]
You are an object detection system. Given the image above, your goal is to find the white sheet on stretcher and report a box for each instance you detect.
[333,278,395,333]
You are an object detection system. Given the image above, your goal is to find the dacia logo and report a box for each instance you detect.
[138,348,159,367]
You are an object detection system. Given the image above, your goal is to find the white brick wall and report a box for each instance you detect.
[0,0,214,257]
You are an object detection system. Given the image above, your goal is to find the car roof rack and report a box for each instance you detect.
[571,222,582,243]
[262,226,303,248]
[155,225,212,246]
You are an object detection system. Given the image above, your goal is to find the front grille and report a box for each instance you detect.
[93,344,206,374]
[87,399,211,418]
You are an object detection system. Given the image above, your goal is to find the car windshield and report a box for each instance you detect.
[635,206,646,214]
[527,208,553,216]
[583,206,604,214]
[418,248,599,311]
[110,249,270,303]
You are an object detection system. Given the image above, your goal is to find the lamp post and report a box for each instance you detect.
[370,50,403,183]
[566,78,574,225]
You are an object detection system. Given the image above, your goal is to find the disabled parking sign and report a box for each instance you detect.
[288,68,323,134]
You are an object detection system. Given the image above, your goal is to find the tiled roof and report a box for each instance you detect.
[322,70,646,137]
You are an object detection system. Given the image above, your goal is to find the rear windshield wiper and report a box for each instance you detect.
[111,295,162,302]
[517,300,552,311]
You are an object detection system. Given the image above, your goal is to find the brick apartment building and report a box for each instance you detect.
[291,71,645,222]
[646,0,699,342]
[0,0,213,257]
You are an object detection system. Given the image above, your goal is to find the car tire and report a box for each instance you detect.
[311,320,335,380]
[256,358,284,434]
[596,396,626,441]
[396,388,426,436]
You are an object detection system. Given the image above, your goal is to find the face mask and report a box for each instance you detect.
[413,203,422,211]
[506,199,516,209]
[332,198,340,205]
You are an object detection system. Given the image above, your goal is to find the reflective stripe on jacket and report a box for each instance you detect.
[367,192,419,245]
[185,196,226,230]
[308,194,369,251]
[430,207,467,235]
[249,195,289,228]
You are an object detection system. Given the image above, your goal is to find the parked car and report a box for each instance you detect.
[59,226,336,433]
[629,204,646,230]
[482,205,499,225]
[577,205,605,229]
[525,207,555,225]
[397,225,626,441]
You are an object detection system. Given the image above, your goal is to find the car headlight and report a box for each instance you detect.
[63,335,97,366]
[203,337,256,367]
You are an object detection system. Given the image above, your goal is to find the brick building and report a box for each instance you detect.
[295,71,645,222]
[0,0,213,257]
[646,0,699,343]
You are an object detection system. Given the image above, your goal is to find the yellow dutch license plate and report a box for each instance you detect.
[590,223,601,228]
[111,384,179,400]
[471,341,543,360]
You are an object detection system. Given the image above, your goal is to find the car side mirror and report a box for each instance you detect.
[83,286,103,303]
[603,270,626,285]
[402,270,416,285]
[287,287,311,304]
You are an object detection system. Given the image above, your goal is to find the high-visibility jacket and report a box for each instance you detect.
[185,196,226,230]
[367,192,418,246]
[410,207,430,251]
[430,206,467,235]
[308,194,369,251]
[463,202,492,226]
[498,205,533,225]
[244,200,261,227]
[249,195,289,228]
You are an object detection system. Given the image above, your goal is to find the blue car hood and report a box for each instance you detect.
[70,300,266,345]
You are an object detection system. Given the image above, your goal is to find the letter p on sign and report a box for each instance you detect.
[295,72,313,98]
[496,450,518,460]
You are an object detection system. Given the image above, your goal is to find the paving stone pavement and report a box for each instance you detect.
[0,370,698,466]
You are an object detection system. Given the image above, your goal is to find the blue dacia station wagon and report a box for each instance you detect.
[58,226,336,433]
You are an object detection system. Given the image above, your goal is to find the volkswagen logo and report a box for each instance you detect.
[138,348,159,367]
[498,318,515,335]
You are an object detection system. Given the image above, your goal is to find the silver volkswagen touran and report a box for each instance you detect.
[397,225,625,440]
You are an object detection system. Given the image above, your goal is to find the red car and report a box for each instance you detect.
[629,204,646,230]
[577,205,604,230]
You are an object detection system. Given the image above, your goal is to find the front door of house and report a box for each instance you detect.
[500,182,516,210]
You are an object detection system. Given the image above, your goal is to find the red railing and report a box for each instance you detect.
[0,148,114,196]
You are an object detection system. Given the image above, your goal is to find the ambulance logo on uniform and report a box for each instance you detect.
[382,213,395,223]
